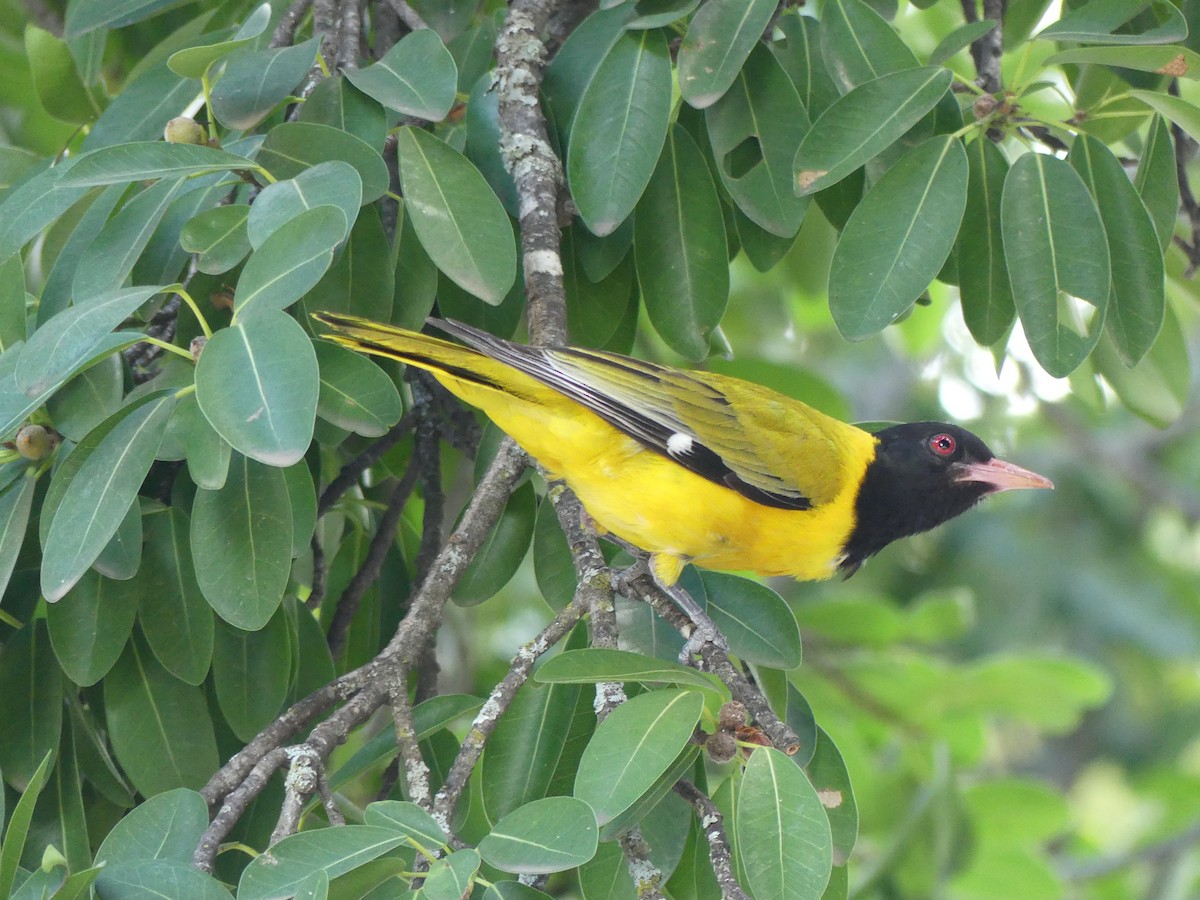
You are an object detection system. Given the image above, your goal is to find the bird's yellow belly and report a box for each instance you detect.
[456,382,857,583]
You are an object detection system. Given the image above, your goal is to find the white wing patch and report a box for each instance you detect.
[666,432,694,456]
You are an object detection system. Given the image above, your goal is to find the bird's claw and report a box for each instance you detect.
[679,620,727,662]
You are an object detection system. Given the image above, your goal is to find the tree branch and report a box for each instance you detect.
[617,571,803,755]
[272,0,314,48]
[962,0,1004,95]
[496,0,570,345]
[674,779,750,900]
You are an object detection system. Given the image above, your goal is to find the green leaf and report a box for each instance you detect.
[449,19,499,92]
[707,43,811,245]
[535,648,723,690]
[1135,115,1180,253]
[139,507,215,684]
[1036,0,1187,45]
[396,125,517,305]
[314,341,402,437]
[61,142,257,186]
[929,20,999,65]
[343,29,458,120]
[247,161,361,249]
[829,135,967,341]
[483,676,588,821]
[532,496,576,610]
[47,570,139,686]
[47,355,121,445]
[181,204,252,275]
[0,623,62,792]
[0,159,90,262]
[737,747,833,900]
[0,751,53,899]
[298,76,388,149]
[479,797,599,874]
[807,727,858,864]
[258,122,390,202]
[363,800,450,851]
[167,3,272,77]
[303,204,394,322]
[820,0,919,90]
[1094,309,1189,427]
[1130,89,1200,144]
[793,67,952,197]
[104,633,219,796]
[0,471,35,603]
[423,849,481,900]
[212,612,291,741]
[238,826,407,899]
[172,394,232,490]
[73,176,184,293]
[19,284,165,399]
[83,59,198,150]
[567,29,672,236]
[282,460,317,558]
[574,689,704,825]
[41,393,175,601]
[196,309,319,466]
[1068,135,1164,367]
[94,787,207,865]
[677,0,777,108]
[454,481,536,605]
[93,492,144,580]
[701,571,803,669]
[234,206,347,317]
[771,13,847,122]
[65,0,191,38]
[93,860,233,899]
[0,254,24,353]
[542,5,632,138]
[1001,153,1110,377]
[629,0,701,30]
[191,454,293,630]
[25,25,99,125]
[465,70,519,218]
[1047,44,1200,77]
[956,137,1014,346]
[635,125,729,361]
[210,37,322,130]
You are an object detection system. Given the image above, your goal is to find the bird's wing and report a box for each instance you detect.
[434,320,857,510]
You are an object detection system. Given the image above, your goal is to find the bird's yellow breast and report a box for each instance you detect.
[438,369,876,584]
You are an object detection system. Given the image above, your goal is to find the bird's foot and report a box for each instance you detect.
[610,555,728,660]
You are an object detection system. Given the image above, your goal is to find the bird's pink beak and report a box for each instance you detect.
[953,457,1054,492]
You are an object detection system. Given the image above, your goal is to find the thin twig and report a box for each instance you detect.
[385,0,428,31]
[317,410,417,516]
[326,467,420,658]
[271,0,314,48]
[618,828,666,899]
[431,598,586,823]
[962,0,1004,95]
[335,0,364,70]
[674,779,750,900]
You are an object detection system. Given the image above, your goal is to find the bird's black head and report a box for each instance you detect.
[838,422,1052,577]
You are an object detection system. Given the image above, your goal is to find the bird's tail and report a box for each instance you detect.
[312,311,511,392]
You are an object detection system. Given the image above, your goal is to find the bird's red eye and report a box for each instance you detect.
[930,433,956,456]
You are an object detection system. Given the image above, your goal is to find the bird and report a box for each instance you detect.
[314,312,1052,607]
